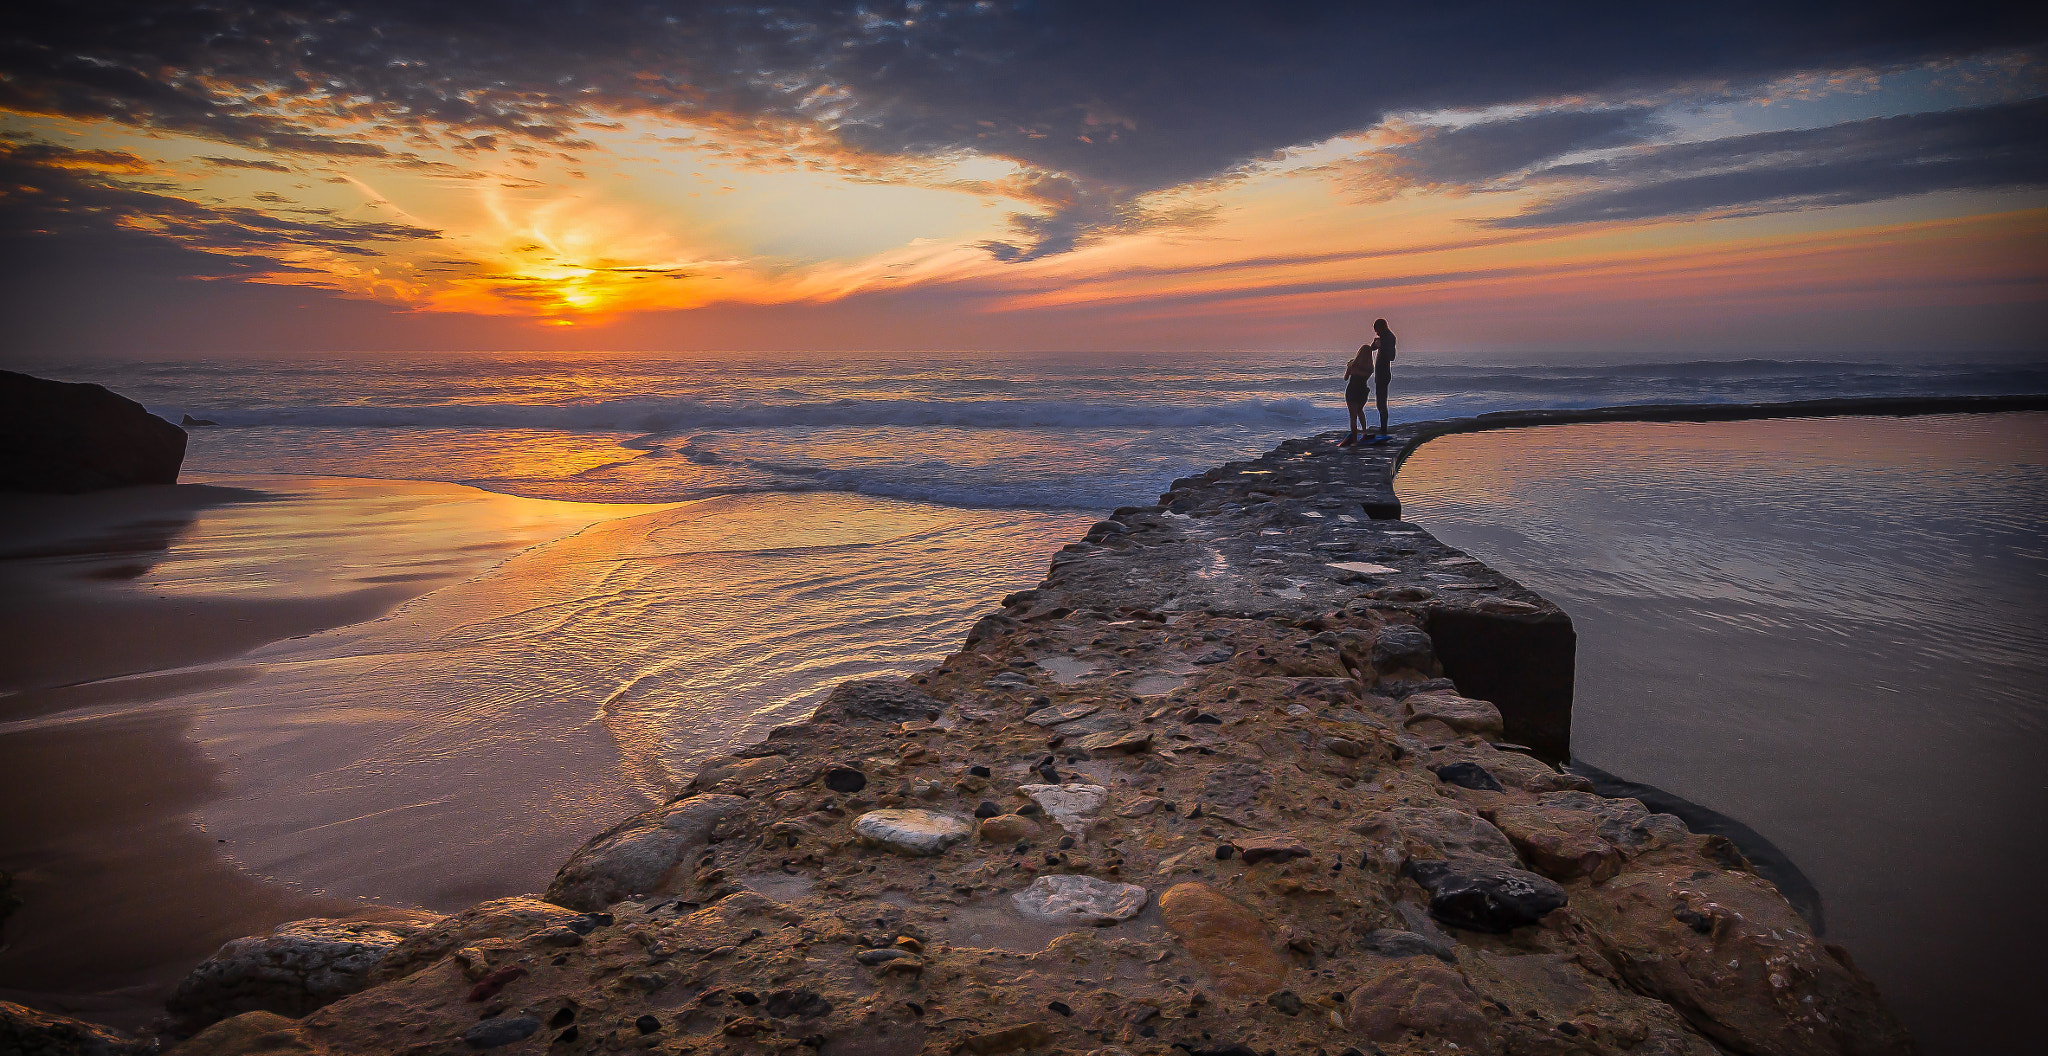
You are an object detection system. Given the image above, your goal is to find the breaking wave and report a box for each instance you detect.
[169,396,1324,433]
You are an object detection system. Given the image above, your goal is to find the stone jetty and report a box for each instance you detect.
[21,414,1934,1056]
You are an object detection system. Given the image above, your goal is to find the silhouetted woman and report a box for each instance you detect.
[1340,338,1375,446]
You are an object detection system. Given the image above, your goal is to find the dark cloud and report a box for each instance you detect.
[1495,97,2048,226]
[202,156,295,172]
[0,140,438,275]
[1387,108,1667,187]
[2,1,2043,259]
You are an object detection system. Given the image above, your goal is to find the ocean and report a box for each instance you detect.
[33,349,2048,509]
[1,349,2043,1041]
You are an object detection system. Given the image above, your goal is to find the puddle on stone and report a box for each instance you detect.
[1272,585,1306,600]
[1129,672,1187,697]
[739,871,817,903]
[1035,655,1100,684]
[938,891,1170,954]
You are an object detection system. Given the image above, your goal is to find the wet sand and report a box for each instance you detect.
[0,478,1084,1030]
[0,478,661,1028]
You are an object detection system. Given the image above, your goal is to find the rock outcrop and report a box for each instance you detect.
[0,1001,154,1056]
[165,916,440,1033]
[142,424,1914,1055]
[0,370,185,492]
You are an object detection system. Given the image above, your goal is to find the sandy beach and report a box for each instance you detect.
[0,478,663,1026]
[0,477,1084,1030]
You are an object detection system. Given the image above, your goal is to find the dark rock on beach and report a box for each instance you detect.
[1,370,185,492]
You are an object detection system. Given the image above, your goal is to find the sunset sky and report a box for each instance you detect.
[2,3,2044,356]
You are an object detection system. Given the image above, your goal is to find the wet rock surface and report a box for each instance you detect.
[133,425,1911,1055]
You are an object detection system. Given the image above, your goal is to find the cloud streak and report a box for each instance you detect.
[1498,97,2048,226]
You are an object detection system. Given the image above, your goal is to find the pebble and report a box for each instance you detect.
[1323,737,1364,758]
[1011,874,1149,924]
[851,809,975,856]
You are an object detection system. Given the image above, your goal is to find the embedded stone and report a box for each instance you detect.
[1432,761,1504,792]
[1024,700,1102,727]
[979,814,1036,843]
[463,1016,541,1049]
[1075,728,1152,754]
[1236,835,1312,865]
[1487,803,1622,881]
[1403,692,1504,739]
[819,679,945,723]
[1351,805,1519,866]
[1017,783,1109,834]
[1371,624,1436,669]
[1532,791,1689,856]
[852,809,975,856]
[545,794,748,911]
[1346,958,1492,1050]
[1158,882,1288,996]
[1406,860,1567,933]
[1012,874,1149,924]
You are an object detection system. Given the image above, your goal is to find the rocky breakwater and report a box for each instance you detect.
[37,427,1914,1056]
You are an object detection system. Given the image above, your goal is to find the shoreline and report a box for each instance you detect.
[93,399,1985,1054]
[0,478,678,1031]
